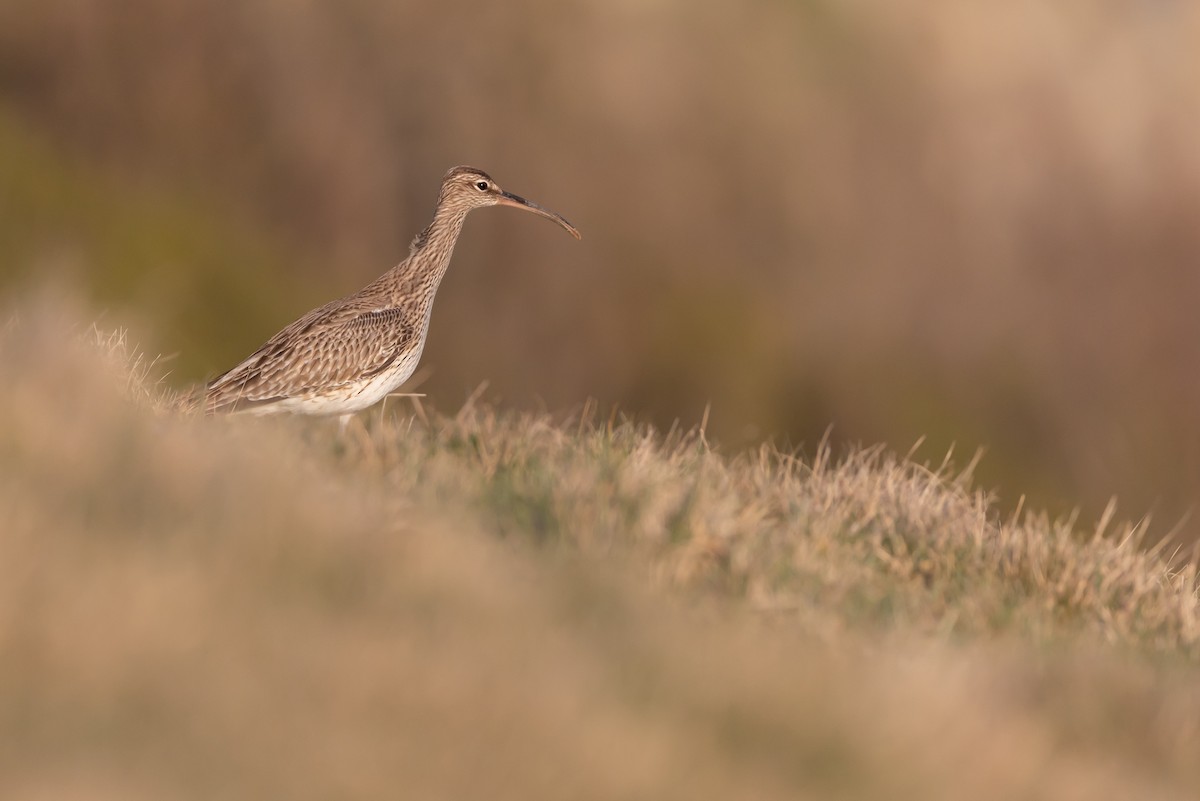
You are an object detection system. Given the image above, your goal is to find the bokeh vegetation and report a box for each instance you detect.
[2,1,1199,537]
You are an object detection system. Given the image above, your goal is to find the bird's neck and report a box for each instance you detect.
[387,201,470,303]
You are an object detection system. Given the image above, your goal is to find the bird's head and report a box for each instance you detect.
[440,166,581,240]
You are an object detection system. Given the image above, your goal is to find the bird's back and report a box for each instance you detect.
[203,282,423,415]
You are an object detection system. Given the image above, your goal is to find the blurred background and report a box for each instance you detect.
[2,0,1198,541]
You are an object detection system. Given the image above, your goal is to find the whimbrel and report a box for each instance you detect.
[203,166,580,424]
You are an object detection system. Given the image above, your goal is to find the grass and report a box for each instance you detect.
[348,403,1199,657]
[2,293,1200,800]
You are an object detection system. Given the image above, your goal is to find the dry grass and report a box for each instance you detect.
[344,403,1200,659]
[2,296,1200,799]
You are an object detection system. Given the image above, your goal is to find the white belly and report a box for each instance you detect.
[242,347,424,417]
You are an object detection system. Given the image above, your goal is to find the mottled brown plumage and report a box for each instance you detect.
[203,166,580,421]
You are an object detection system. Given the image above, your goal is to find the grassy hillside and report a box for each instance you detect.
[3,297,1200,799]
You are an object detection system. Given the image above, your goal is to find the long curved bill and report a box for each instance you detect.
[497,191,582,240]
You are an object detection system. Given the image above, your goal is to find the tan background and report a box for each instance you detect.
[2,0,1199,539]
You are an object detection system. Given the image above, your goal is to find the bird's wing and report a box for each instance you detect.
[204,304,418,413]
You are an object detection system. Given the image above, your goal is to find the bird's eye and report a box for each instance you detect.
[475,180,489,191]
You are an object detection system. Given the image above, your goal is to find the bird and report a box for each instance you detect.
[201,165,580,426]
